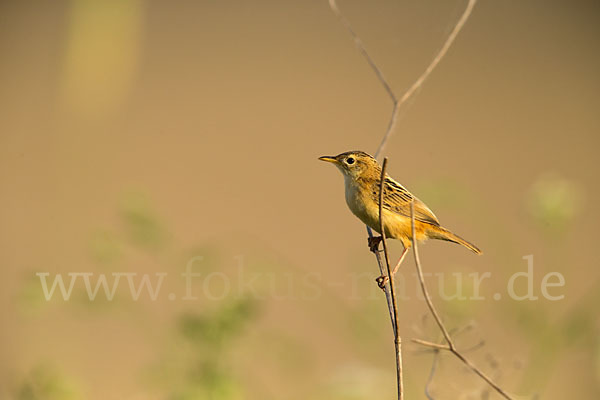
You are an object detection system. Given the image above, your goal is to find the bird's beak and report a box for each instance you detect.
[318,156,337,164]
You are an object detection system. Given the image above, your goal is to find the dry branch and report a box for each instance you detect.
[329,0,478,159]
[410,201,515,400]
[328,0,518,398]
[378,158,404,399]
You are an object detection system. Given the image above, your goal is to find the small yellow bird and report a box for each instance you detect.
[319,151,481,275]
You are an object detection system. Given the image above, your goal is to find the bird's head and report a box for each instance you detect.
[318,150,380,180]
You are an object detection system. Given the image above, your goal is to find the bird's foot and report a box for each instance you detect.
[368,236,383,253]
[375,275,389,289]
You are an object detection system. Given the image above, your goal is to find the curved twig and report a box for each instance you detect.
[425,350,440,400]
[410,201,515,400]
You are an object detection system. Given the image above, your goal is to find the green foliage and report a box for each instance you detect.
[120,192,168,250]
[558,279,600,347]
[15,364,81,400]
[17,272,48,314]
[89,229,122,265]
[526,174,583,236]
[413,177,472,211]
[179,298,258,349]
[152,297,259,400]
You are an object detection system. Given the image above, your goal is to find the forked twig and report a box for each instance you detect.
[329,0,478,159]
[329,0,516,398]
[378,158,403,399]
[375,0,477,158]
[409,201,515,400]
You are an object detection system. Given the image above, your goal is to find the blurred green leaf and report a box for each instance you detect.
[120,193,168,250]
[179,298,258,347]
[526,174,583,236]
[154,297,259,399]
[562,307,594,345]
[512,303,549,339]
[17,273,48,314]
[89,229,122,264]
[413,177,472,211]
[16,364,82,400]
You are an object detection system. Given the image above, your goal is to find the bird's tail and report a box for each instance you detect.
[428,226,482,255]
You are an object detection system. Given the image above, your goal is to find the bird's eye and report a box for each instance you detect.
[346,157,355,165]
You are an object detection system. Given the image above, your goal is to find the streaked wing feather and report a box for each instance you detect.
[376,176,440,226]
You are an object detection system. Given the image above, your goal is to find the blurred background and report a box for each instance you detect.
[1,0,599,399]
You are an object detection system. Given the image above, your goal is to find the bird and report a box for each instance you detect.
[319,150,481,277]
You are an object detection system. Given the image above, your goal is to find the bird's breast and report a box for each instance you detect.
[344,179,379,230]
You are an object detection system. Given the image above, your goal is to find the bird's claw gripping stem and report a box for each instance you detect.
[376,275,389,289]
[368,236,383,253]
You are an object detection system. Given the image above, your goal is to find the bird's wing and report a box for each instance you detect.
[373,176,440,226]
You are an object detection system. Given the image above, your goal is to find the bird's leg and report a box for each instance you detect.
[375,246,409,289]
[368,236,383,253]
[392,246,409,275]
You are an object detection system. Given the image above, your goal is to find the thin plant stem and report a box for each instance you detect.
[378,158,403,400]
[375,0,477,158]
[410,201,515,400]
[328,1,516,399]
[329,0,478,159]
